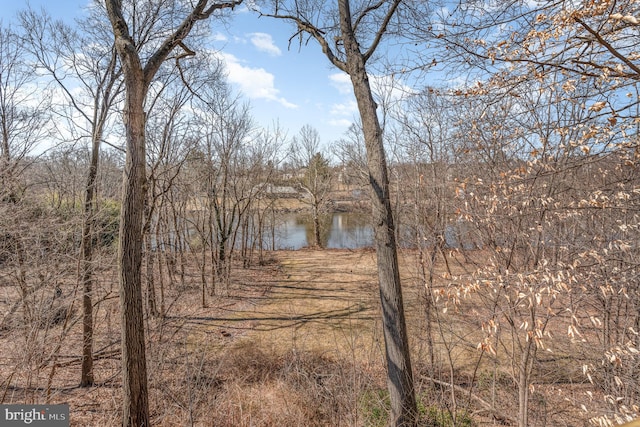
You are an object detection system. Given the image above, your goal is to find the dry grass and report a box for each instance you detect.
[0,249,389,426]
[0,248,615,426]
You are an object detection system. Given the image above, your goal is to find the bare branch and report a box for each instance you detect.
[362,0,401,63]
[573,16,640,79]
[353,0,385,34]
[105,0,143,79]
[260,11,347,72]
[143,0,242,84]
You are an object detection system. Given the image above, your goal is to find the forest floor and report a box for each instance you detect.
[0,248,597,426]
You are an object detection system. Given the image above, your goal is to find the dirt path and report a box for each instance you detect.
[228,249,386,361]
[159,247,431,365]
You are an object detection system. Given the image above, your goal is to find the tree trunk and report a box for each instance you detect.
[79,129,100,387]
[517,340,534,427]
[118,79,150,427]
[1,118,12,199]
[338,1,417,425]
[145,233,158,317]
[312,197,321,247]
[105,1,245,423]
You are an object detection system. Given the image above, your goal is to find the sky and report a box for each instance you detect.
[0,0,362,147]
[211,6,359,145]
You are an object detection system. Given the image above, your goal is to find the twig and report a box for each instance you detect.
[425,376,516,425]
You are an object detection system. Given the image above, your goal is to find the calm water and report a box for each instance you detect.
[272,213,374,249]
[269,213,474,250]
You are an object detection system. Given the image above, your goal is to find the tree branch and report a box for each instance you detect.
[574,16,640,79]
[363,0,401,62]
[260,12,348,72]
[426,376,516,425]
[353,0,385,34]
[105,0,142,75]
[143,0,242,85]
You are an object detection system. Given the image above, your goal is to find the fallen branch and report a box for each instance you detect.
[425,376,516,425]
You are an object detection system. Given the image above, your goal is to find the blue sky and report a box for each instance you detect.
[0,0,360,146]
[214,6,358,145]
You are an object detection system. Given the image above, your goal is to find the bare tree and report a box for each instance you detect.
[0,22,52,330]
[333,122,368,191]
[261,1,418,424]
[428,3,640,422]
[104,1,242,425]
[0,25,51,201]
[143,66,196,315]
[392,87,457,378]
[290,125,332,248]
[242,122,287,258]
[20,4,123,387]
[184,64,256,294]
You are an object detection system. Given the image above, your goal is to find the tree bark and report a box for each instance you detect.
[312,196,321,247]
[80,57,119,385]
[337,1,418,425]
[105,1,242,423]
[79,128,99,387]
[105,2,150,423]
[118,79,150,427]
[517,335,535,427]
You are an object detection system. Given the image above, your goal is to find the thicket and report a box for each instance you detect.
[1,1,639,426]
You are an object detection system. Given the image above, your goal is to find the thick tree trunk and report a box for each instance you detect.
[338,1,417,425]
[118,81,150,427]
[358,86,417,427]
[105,1,244,424]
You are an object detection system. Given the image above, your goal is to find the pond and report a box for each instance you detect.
[271,212,374,250]
[266,213,476,250]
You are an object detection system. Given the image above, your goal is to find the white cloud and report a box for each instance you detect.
[218,52,297,109]
[329,99,358,131]
[330,99,358,117]
[328,118,354,128]
[328,73,358,128]
[370,74,415,102]
[329,72,352,95]
[211,32,228,42]
[248,32,282,56]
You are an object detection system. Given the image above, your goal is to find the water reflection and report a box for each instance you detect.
[274,213,373,250]
[268,213,477,250]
